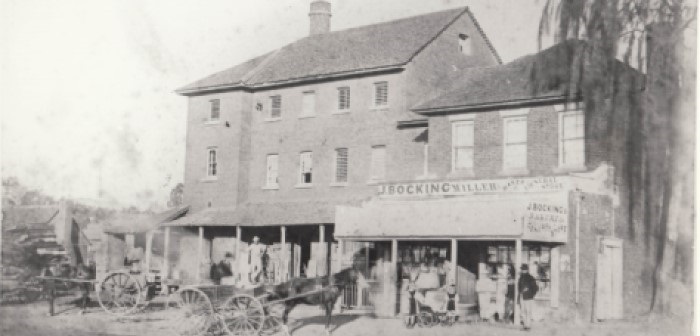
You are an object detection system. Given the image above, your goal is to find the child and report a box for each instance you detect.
[405,281,417,328]
[443,279,459,323]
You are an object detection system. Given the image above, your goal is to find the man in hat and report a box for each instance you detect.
[518,264,539,330]
[248,236,266,284]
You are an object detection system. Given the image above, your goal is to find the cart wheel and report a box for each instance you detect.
[97,272,142,315]
[261,303,284,335]
[220,294,266,336]
[171,287,215,336]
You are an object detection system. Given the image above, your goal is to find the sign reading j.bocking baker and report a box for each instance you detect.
[377,177,565,197]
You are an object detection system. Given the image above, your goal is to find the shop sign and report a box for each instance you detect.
[523,201,568,243]
[377,176,565,197]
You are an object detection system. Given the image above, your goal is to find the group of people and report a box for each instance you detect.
[210,236,267,286]
[405,263,539,330]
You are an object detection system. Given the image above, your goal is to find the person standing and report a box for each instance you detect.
[518,264,539,330]
[248,236,266,284]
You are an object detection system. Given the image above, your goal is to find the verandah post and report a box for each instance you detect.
[514,238,522,326]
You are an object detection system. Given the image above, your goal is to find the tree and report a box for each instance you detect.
[167,183,184,208]
[537,0,695,315]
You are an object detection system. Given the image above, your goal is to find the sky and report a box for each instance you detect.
[0,0,549,210]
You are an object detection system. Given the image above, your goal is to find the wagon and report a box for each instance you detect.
[169,284,281,336]
[170,282,341,336]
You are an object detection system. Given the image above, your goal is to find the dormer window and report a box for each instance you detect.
[459,33,471,55]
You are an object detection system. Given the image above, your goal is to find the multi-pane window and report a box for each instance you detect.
[452,121,474,171]
[338,87,350,110]
[560,110,585,167]
[270,95,282,119]
[210,99,220,120]
[334,148,349,183]
[299,151,313,185]
[503,116,528,170]
[207,148,217,177]
[265,154,279,187]
[373,82,388,107]
[301,91,316,117]
[370,145,386,181]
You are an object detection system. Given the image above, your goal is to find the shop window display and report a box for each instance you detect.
[484,244,551,299]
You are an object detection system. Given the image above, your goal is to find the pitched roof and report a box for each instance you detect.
[178,7,500,95]
[412,42,584,113]
[2,206,59,229]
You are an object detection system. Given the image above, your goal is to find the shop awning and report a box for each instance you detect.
[335,196,569,243]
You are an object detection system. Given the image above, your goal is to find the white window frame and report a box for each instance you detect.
[501,109,529,174]
[368,145,386,183]
[297,151,313,187]
[300,91,316,118]
[335,86,351,113]
[332,148,349,186]
[267,95,282,121]
[206,147,218,180]
[451,119,475,174]
[264,154,279,189]
[372,81,389,108]
[558,108,586,170]
[209,99,220,122]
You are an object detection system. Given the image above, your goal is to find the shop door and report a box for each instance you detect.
[595,237,623,320]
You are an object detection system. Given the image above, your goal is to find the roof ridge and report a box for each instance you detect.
[404,7,469,64]
[463,7,502,64]
[320,6,467,38]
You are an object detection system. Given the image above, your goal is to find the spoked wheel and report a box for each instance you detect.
[261,303,285,335]
[170,287,215,336]
[220,294,266,336]
[97,272,142,315]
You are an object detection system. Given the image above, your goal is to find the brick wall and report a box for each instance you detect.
[428,105,560,179]
[183,91,248,212]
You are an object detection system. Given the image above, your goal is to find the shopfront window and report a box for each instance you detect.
[397,241,451,288]
[483,243,551,299]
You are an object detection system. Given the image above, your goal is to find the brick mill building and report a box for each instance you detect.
[162,1,651,324]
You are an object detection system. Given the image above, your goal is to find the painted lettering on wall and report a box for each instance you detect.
[523,201,569,243]
[377,177,565,197]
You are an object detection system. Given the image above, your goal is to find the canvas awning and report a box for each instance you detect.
[335,195,569,243]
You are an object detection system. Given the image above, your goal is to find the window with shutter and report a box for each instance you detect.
[270,95,282,119]
[370,145,386,181]
[559,110,585,167]
[210,99,220,120]
[338,87,350,111]
[373,82,388,107]
[503,116,528,170]
[299,151,313,185]
[266,154,279,187]
[207,148,218,177]
[334,148,348,183]
[452,121,474,171]
[301,91,315,117]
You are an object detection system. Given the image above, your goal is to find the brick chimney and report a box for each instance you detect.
[309,0,331,36]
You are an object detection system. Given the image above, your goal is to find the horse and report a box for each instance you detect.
[264,267,368,336]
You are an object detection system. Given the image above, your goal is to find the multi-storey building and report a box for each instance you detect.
[166,1,649,323]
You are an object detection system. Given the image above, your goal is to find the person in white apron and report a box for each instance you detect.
[248,236,266,284]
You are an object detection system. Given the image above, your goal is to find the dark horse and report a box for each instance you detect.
[264,267,368,335]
